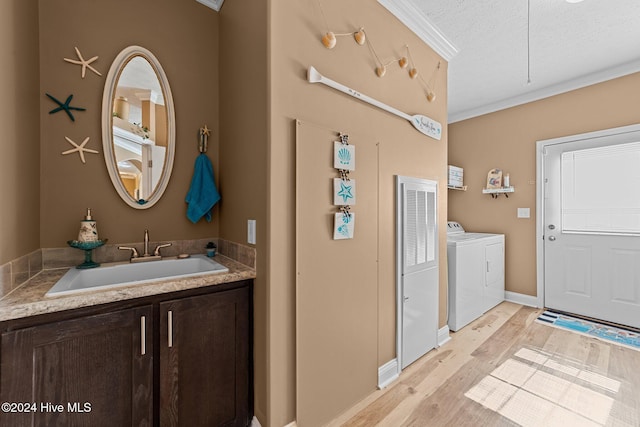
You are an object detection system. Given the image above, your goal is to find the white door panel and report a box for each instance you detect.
[397,176,438,370]
[402,268,438,369]
[485,243,503,285]
[456,244,485,323]
[484,241,505,311]
[543,132,640,328]
[610,248,640,304]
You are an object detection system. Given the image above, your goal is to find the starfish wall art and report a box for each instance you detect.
[62,136,99,164]
[46,93,86,122]
[63,47,102,79]
[332,133,357,240]
[333,178,356,206]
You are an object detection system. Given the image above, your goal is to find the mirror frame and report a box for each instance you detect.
[101,45,176,209]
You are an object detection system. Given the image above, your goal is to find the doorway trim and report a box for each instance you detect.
[535,123,640,310]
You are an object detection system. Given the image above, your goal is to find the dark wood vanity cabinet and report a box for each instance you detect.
[0,280,252,427]
[160,286,251,426]
[0,306,154,427]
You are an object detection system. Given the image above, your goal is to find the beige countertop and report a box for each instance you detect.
[0,255,256,323]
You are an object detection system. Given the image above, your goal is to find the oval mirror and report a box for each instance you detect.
[102,46,175,209]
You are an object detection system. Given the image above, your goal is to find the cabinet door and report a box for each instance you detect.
[0,306,153,427]
[484,241,505,311]
[160,286,250,427]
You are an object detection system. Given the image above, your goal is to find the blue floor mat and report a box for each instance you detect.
[537,310,640,351]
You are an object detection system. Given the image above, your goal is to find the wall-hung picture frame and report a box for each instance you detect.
[333,212,355,240]
[486,168,503,189]
[333,178,356,206]
[334,141,355,171]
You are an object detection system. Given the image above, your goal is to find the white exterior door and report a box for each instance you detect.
[397,176,438,369]
[542,127,640,328]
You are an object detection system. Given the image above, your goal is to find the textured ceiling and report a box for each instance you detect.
[409,0,640,122]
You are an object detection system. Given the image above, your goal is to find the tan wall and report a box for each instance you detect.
[38,0,220,248]
[218,0,268,423]
[270,1,448,425]
[0,0,40,265]
[449,72,640,297]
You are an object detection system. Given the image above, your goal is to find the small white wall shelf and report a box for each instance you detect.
[447,185,467,191]
[483,187,515,198]
[482,186,514,194]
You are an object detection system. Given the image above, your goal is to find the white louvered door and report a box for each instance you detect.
[397,176,438,369]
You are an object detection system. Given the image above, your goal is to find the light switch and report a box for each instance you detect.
[247,219,256,244]
[517,208,530,218]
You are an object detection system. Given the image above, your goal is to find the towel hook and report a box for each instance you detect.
[199,125,211,153]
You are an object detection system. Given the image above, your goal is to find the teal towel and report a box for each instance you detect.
[186,153,220,223]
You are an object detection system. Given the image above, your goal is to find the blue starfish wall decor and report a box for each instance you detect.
[46,93,86,121]
[337,181,354,204]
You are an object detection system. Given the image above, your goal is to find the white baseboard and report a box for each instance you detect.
[377,358,399,389]
[438,325,451,347]
[505,291,539,308]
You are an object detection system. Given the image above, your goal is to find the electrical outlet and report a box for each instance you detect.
[517,208,530,218]
[247,220,256,245]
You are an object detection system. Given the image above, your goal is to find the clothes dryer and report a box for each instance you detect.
[447,221,505,331]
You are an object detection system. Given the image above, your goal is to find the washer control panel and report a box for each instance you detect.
[447,221,465,234]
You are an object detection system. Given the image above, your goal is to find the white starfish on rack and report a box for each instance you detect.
[63,47,102,78]
[62,136,99,164]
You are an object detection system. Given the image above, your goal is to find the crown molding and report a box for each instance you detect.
[449,58,640,123]
[377,0,458,61]
[195,0,224,12]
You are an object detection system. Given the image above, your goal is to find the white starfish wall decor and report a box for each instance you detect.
[62,136,99,163]
[63,47,102,79]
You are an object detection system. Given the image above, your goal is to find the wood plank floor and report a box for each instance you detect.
[328,302,640,427]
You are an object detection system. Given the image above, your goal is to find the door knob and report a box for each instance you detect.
[548,236,556,241]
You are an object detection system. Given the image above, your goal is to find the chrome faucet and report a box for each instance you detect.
[143,229,150,257]
[118,229,172,263]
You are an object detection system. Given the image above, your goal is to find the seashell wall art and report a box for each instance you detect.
[333,141,355,170]
[333,134,356,240]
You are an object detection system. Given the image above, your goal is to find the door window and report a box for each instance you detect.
[561,141,640,235]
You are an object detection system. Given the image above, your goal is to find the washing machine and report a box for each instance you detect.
[447,221,505,331]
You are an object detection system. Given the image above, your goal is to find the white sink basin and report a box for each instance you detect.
[46,255,229,296]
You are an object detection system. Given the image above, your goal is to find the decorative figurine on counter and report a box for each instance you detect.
[77,208,98,242]
[205,241,217,257]
[68,208,107,269]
